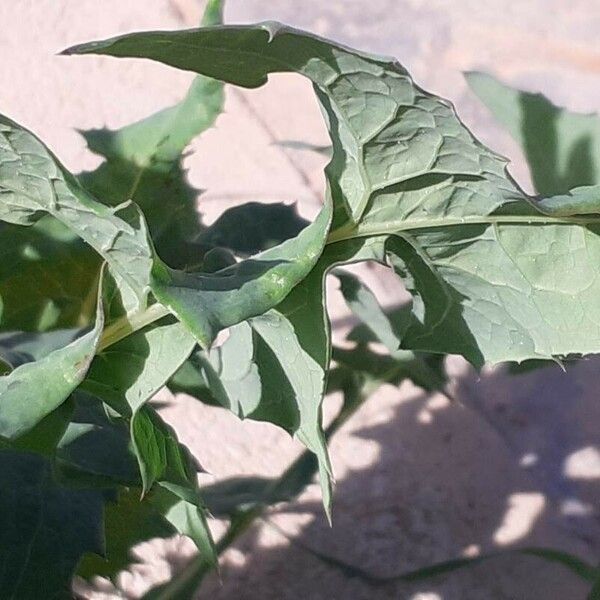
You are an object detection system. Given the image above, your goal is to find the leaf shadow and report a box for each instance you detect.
[519,93,597,196]
[196,358,600,599]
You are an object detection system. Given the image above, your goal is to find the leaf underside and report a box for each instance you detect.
[64,21,600,368]
[2,14,600,597]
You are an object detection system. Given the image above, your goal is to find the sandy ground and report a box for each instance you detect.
[2,1,600,598]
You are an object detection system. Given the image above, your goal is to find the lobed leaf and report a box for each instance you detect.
[64,22,600,367]
[79,314,216,564]
[55,393,216,579]
[59,390,218,575]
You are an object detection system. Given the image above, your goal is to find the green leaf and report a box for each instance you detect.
[535,184,600,217]
[83,338,215,560]
[64,22,600,367]
[82,320,196,416]
[0,277,104,439]
[0,0,225,333]
[78,294,216,564]
[0,112,332,349]
[77,42,224,268]
[0,449,105,599]
[170,315,445,512]
[186,307,334,510]
[0,115,154,308]
[150,197,332,348]
[466,71,600,195]
[150,486,217,570]
[55,393,216,579]
[177,238,387,518]
[79,311,205,502]
[58,395,217,576]
[143,371,368,600]
[131,406,201,501]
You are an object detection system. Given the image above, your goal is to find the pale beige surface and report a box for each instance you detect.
[3,1,600,598]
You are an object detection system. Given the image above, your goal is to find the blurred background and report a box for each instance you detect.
[2,1,600,598]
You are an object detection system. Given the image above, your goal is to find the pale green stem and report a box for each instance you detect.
[97,303,170,352]
[96,212,598,352]
[326,213,598,244]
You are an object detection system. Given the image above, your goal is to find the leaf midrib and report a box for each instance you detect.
[96,211,600,354]
[325,213,600,244]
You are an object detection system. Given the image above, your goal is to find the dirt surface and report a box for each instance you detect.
[2,1,600,598]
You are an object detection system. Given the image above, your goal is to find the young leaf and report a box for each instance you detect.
[0,449,105,599]
[131,406,201,502]
[466,71,600,195]
[64,22,600,367]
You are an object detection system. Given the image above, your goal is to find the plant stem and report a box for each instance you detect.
[325,213,598,244]
[96,210,599,353]
[97,303,170,352]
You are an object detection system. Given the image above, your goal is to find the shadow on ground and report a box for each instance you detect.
[198,357,600,600]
